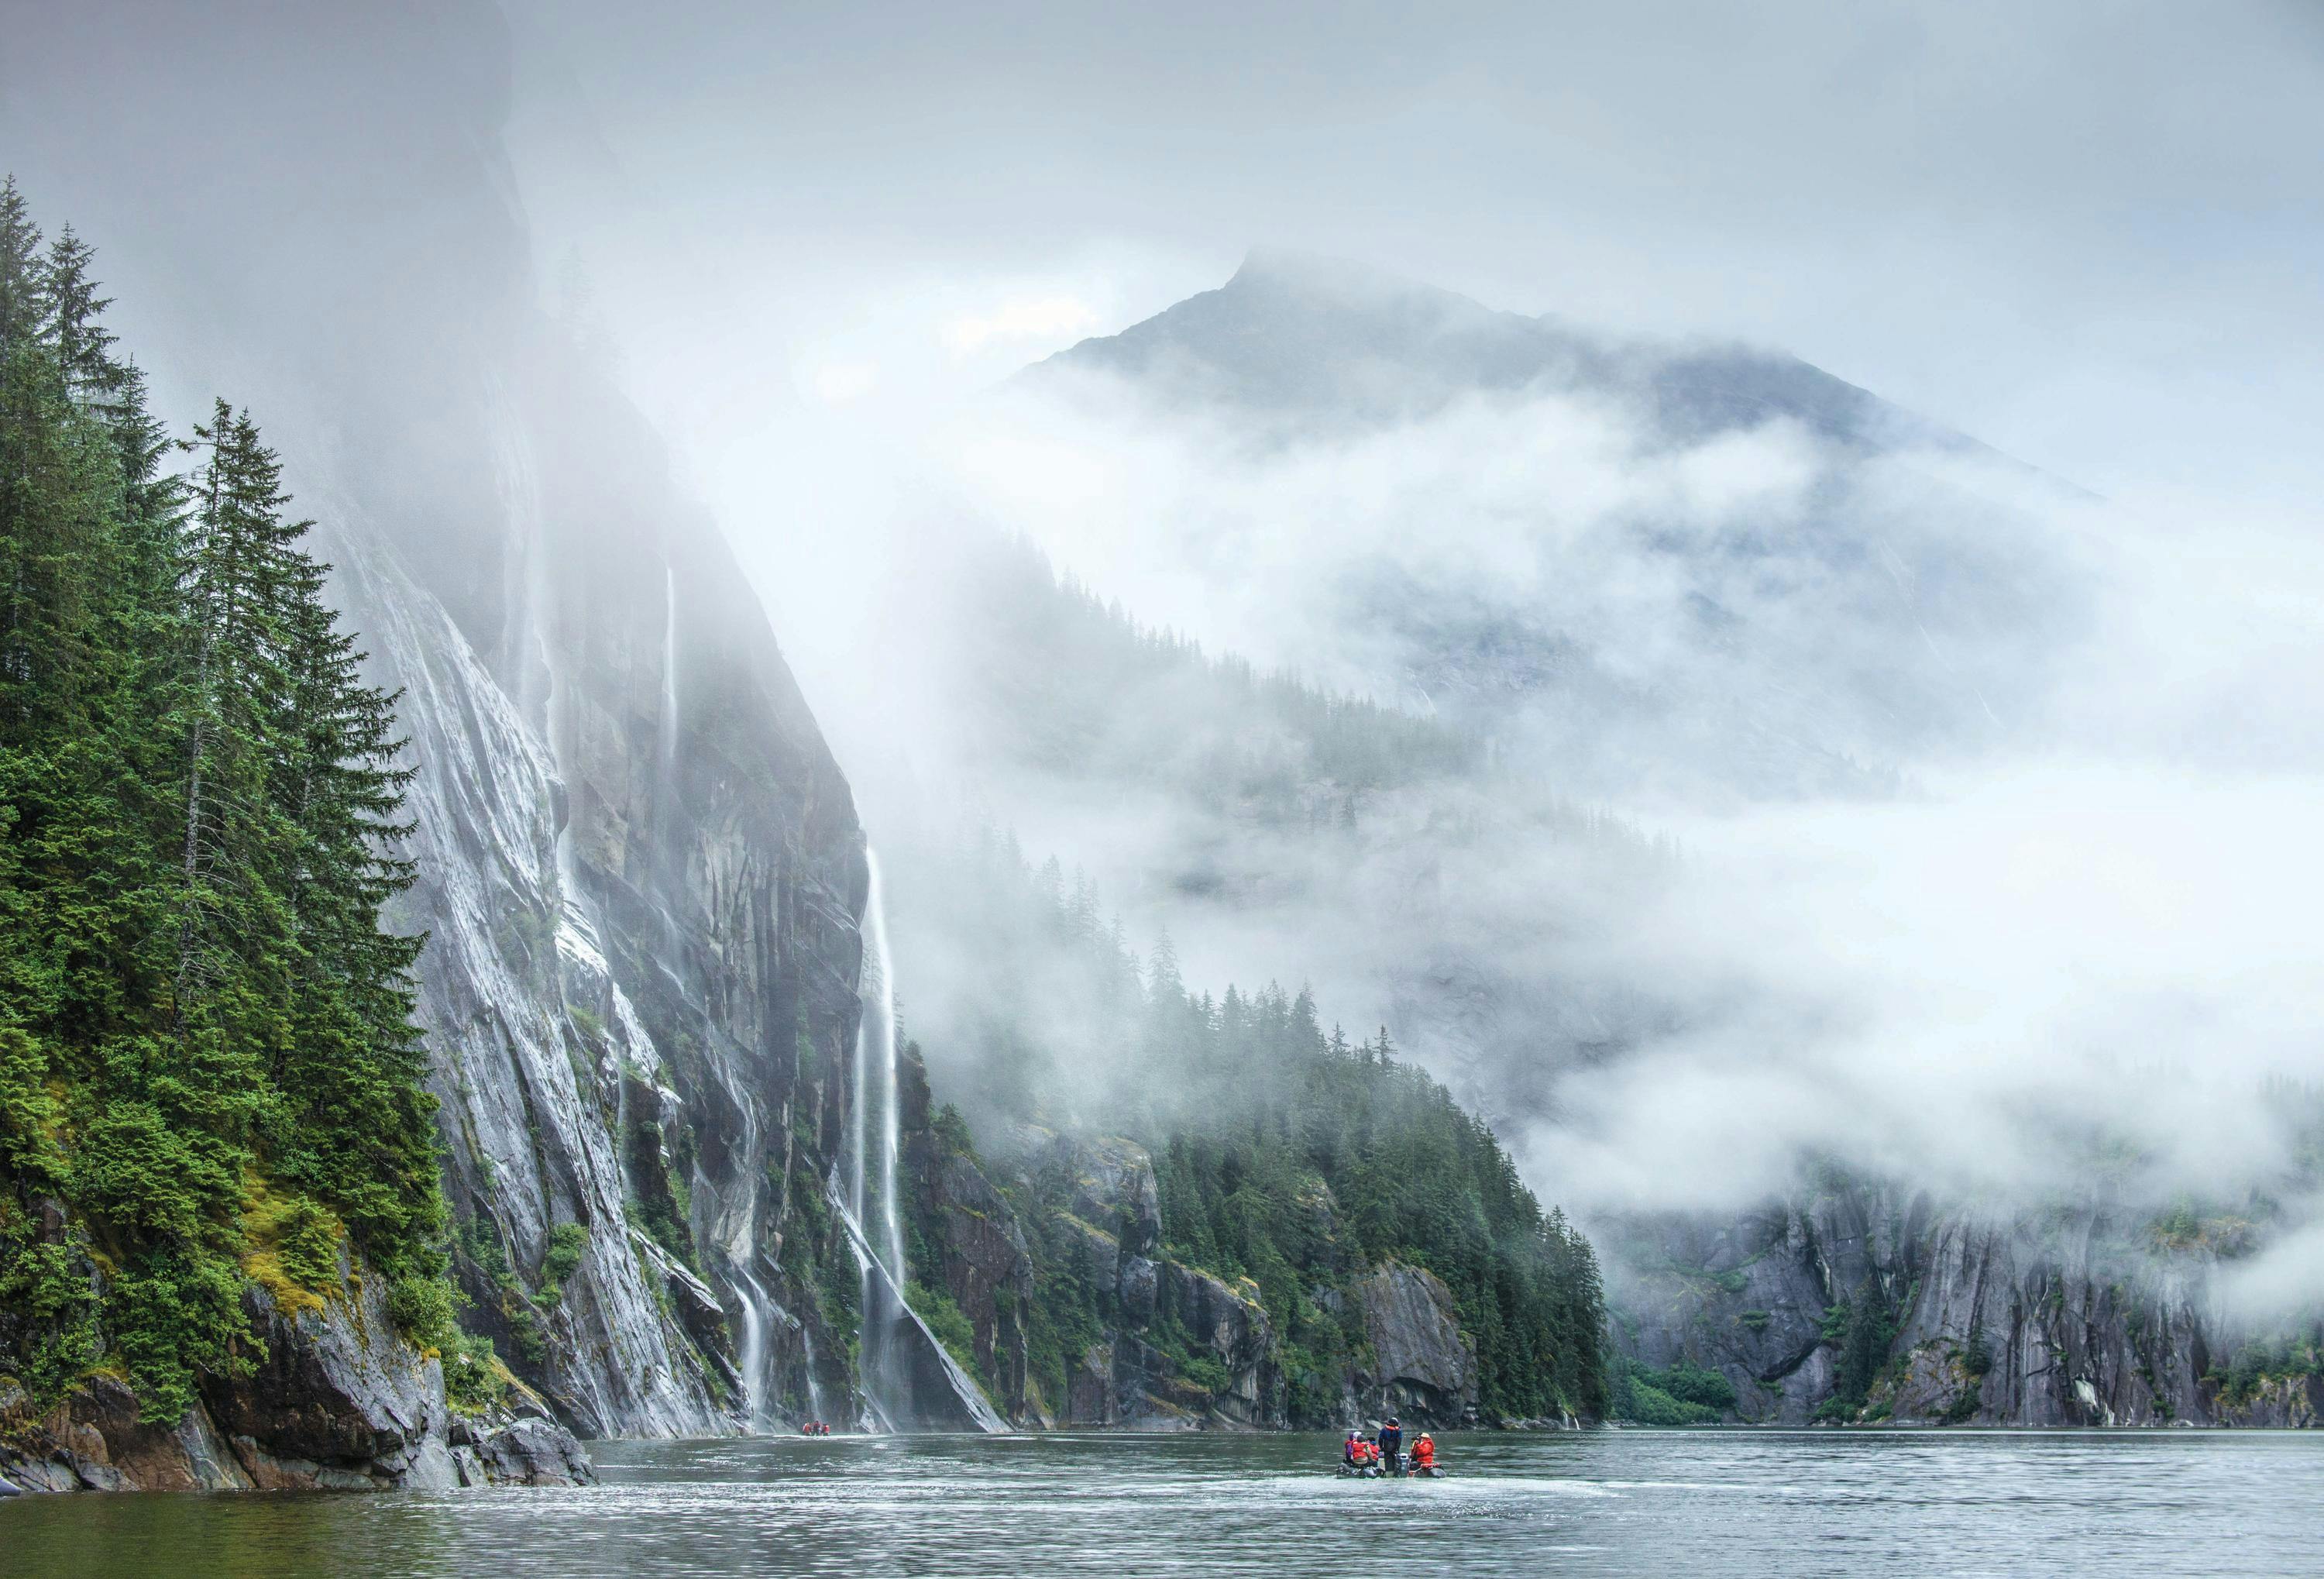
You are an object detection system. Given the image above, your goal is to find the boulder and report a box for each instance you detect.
[462,1415,594,1487]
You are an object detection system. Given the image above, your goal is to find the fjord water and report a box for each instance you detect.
[6,1432,2319,1577]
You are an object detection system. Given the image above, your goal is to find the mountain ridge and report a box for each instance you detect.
[1026,247,2008,468]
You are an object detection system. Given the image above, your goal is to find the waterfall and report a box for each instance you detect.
[834,849,1005,1433]
[849,848,902,1422]
[803,1327,828,1426]
[829,1182,1006,1434]
[864,851,909,1305]
[612,1065,634,1204]
[716,1047,782,1435]
[732,1261,772,1431]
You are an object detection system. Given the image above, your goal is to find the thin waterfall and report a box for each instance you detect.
[838,849,1008,1431]
[803,1327,828,1426]
[865,851,909,1307]
[849,847,908,1424]
[732,1262,771,1431]
[829,1178,1006,1434]
[717,1051,781,1435]
[613,1068,634,1204]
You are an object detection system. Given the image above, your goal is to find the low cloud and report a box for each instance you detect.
[942,294,1102,356]
[878,346,2324,1278]
[806,359,880,404]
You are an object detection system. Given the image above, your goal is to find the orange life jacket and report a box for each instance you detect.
[1413,1439,1435,1466]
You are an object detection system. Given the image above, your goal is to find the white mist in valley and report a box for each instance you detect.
[796,261,2324,1323]
[10,0,2315,1385]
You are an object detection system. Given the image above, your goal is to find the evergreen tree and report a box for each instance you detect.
[933,829,1611,1422]
[0,184,452,1423]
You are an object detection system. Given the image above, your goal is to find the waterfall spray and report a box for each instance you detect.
[803,1327,828,1426]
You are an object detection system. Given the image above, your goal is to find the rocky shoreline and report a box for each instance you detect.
[0,1250,592,1495]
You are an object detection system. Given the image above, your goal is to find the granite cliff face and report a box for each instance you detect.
[1337,1266,1483,1426]
[1612,1179,2307,1428]
[331,466,875,1441]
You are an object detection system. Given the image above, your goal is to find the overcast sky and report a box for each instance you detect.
[504,0,2324,549]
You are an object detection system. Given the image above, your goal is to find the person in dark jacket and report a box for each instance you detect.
[1377,1419,1404,1471]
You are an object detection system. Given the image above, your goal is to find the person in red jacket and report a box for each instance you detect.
[1411,1433,1436,1473]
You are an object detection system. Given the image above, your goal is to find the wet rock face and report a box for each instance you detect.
[1349,1265,1479,1426]
[1169,1264,1279,1427]
[0,1260,593,1493]
[327,338,879,1434]
[1611,1182,2290,1428]
[0,1376,254,1494]
[896,1050,1035,1419]
[2215,1374,2323,1429]
[923,1127,1286,1429]
[333,531,741,1438]
[1052,1134,1163,1260]
[2,0,894,1451]
[200,1275,456,1486]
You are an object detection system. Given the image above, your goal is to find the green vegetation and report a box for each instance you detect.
[0,182,452,1422]
[1136,1010,1607,1422]
[535,1223,589,1305]
[906,1278,994,1396]
[916,825,1610,1424]
[1613,1357,1736,1425]
[1807,1279,1899,1423]
[2205,1323,2323,1407]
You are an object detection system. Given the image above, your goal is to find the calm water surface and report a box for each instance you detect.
[5,1429,2319,1577]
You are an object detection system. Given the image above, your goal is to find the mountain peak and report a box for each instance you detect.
[1026,253,1995,461]
[1022,247,1556,422]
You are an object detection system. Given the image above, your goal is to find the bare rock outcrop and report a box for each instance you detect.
[1611,1178,2312,1429]
[0,1257,593,1493]
[1345,1264,1479,1426]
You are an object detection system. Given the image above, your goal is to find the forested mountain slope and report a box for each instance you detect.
[907,258,2317,1430]
[892,831,1610,1429]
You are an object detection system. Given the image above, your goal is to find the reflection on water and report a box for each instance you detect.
[5,1429,2319,1577]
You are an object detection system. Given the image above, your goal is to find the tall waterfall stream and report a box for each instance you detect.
[716,845,1003,1434]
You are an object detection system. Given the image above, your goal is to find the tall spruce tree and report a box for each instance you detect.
[0,184,453,1423]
